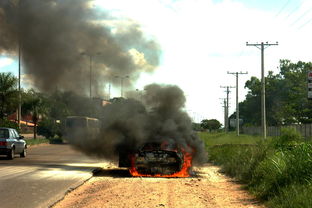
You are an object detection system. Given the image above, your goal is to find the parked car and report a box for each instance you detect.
[0,127,27,159]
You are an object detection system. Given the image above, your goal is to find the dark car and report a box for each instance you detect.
[0,128,27,159]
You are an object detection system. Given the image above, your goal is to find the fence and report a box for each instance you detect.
[242,123,312,139]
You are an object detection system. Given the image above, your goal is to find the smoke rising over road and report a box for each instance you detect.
[68,84,207,165]
[0,1,206,164]
[0,0,160,95]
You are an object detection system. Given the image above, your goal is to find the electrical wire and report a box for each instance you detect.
[290,7,312,26]
[298,16,312,29]
[275,0,291,18]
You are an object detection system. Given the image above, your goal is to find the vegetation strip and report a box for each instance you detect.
[200,129,312,208]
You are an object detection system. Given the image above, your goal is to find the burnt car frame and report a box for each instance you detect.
[119,142,189,176]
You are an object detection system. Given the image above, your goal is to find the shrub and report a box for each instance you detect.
[268,183,312,208]
[37,119,61,138]
[249,151,287,199]
[208,143,268,183]
[0,118,20,132]
[203,132,312,207]
[272,128,303,148]
[250,143,312,201]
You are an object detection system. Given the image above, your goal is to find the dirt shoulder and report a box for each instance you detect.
[53,163,265,208]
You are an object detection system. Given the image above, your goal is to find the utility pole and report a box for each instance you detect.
[220,86,235,132]
[115,75,129,97]
[17,0,21,129]
[227,71,248,136]
[18,42,21,129]
[89,55,92,99]
[246,41,278,139]
[219,98,227,132]
[81,52,102,99]
[108,83,111,100]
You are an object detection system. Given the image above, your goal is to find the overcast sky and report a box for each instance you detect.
[1,0,312,124]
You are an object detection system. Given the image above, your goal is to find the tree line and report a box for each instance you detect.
[0,72,101,137]
[231,59,312,127]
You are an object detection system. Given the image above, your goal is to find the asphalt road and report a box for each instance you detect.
[0,143,106,208]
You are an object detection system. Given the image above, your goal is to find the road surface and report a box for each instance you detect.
[0,143,105,208]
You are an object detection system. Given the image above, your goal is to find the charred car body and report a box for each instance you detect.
[119,142,192,177]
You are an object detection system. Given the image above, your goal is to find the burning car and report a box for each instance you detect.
[119,141,193,177]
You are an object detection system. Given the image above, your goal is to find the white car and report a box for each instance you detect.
[0,127,27,159]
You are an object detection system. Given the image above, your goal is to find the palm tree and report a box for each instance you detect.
[22,89,48,139]
[0,73,18,119]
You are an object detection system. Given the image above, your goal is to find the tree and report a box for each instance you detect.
[22,89,48,139]
[0,73,18,119]
[236,59,312,127]
[200,119,222,131]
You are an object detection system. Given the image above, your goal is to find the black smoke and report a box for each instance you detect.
[0,0,160,95]
[68,84,207,165]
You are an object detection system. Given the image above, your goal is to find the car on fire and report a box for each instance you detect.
[119,141,192,177]
[0,127,27,159]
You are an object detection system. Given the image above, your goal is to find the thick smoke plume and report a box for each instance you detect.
[0,0,160,95]
[68,84,207,165]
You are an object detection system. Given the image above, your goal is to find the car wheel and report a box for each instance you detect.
[20,147,27,158]
[7,148,15,160]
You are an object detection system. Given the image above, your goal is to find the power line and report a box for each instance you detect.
[246,42,278,140]
[275,0,291,18]
[290,7,312,26]
[298,15,312,29]
[284,4,301,20]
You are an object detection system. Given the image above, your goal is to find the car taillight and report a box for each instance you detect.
[0,141,7,146]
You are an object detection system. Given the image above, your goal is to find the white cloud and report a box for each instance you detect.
[0,57,14,68]
[95,0,312,123]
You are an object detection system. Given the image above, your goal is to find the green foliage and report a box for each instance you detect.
[249,151,288,199]
[271,127,303,148]
[267,183,312,208]
[238,60,312,126]
[0,118,19,131]
[200,131,312,208]
[199,132,262,147]
[37,119,61,138]
[250,143,312,201]
[192,122,202,131]
[200,119,221,131]
[26,138,50,146]
[0,72,18,119]
[208,144,268,183]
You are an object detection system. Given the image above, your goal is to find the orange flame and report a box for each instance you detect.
[129,149,193,178]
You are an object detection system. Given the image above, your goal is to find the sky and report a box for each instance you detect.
[1,0,312,124]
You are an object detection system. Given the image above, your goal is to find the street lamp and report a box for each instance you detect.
[81,52,101,99]
[17,0,22,128]
[114,75,129,97]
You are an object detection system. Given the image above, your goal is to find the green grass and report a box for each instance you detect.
[199,131,263,147]
[198,129,312,208]
[26,138,50,146]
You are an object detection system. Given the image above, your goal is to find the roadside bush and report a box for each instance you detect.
[267,183,312,208]
[0,118,19,131]
[37,119,61,138]
[202,130,312,208]
[271,127,303,148]
[208,143,268,183]
[249,150,287,199]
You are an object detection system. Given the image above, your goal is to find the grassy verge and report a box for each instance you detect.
[199,129,312,208]
[26,137,64,146]
[199,131,263,147]
[26,138,50,146]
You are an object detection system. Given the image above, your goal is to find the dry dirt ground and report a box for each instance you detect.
[53,163,265,208]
